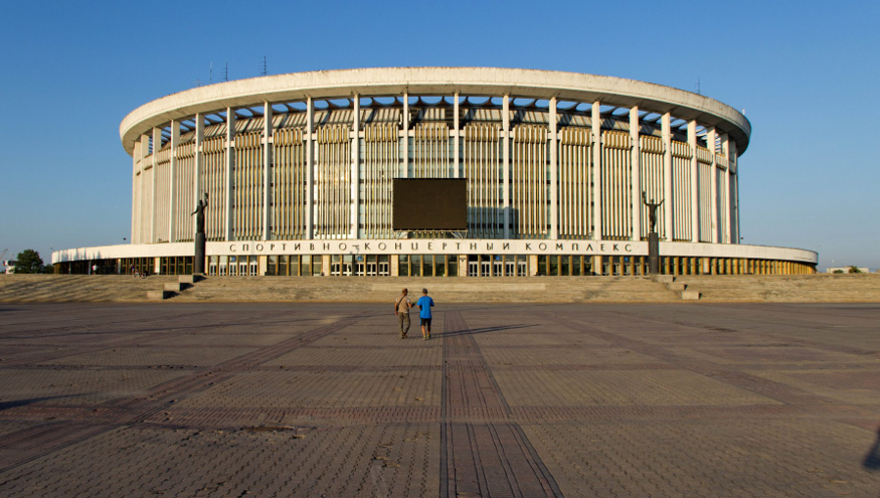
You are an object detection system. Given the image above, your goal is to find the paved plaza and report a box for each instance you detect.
[0,302,878,497]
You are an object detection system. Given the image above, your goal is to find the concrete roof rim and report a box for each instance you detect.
[120,67,750,155]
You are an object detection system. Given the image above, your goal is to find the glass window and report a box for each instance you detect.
[424,255,434,276]
[411,255,421,277]
[312,256,323,276]
[436,255,446,277]
[549,256,559,276]
[268,256,277,276]
[560,255,569,276]
[301,255,311,276]
[448,256,457,277]
[537,255,547,276]
[399,255,409,276]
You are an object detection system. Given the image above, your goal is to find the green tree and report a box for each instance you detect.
[13,249,44,274]
[849,266,862,274]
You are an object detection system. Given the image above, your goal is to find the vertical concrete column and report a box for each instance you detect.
[687,120,698,243]
[591,101,602,240]
[351,95,360,239]
[402,93,409,178]
[139,135,150,244]
[151,127,162,243]
[707,127,718,243]
[453,92,460,178]
[720,133,729,243]
[131,142,139,244]
[661,112,673,240]
[141,135,156,244]
[549,97,559,240]
[305,98,314,239]
[169,120,179,242]
[726,141,736,245]
[195,114,204,209]
[629,107,641,241]
[225,108,236,241]
[263,102,273,240]
[502,95,511,238]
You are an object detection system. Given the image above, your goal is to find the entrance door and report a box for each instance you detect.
[517,261,527,276]
[468,261,479,277]
[378,262,389,276]
[366,262,377,276]
[249,260,258,276]
[228,263,237,276]
[240,261,249,276]
[493,260,503,277]
[480,261,490,277]
[505,261,515,277]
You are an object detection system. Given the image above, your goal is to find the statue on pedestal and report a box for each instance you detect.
[192,193,208,275]
[642,192,664,275]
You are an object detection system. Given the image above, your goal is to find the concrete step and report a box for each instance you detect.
[3,274,878,303]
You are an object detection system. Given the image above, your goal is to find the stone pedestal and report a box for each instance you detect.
[648,232,660,275]
[194,232,206,275]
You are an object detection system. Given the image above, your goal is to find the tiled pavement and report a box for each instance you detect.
[0,302,878,497]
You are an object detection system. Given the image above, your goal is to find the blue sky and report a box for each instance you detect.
[1,0,878,270]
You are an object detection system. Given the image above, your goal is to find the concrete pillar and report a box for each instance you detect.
[321,254,331,276]
[595,255,604,276]
[529,255,539,276]
[402,93,409,178]
[661,112,673,240]
[225,109,236,241]
[151,127,162,243]
[195,114,204,240]
[169,120,179,242]
[139,134,150,245]
[305,98,314,239]
[549,97,558,240]
[141,134,158,243]
[453,92,460,178]
[592,101,602,240]
[726,140,735,245]
[131,141,140,244]
[687,120,698,243]
[630,107,641,241]
[502,95,511,238]
[707,127,718,243]
[390,254,399,276]
[351,95,360,239]
[263,102,273,240]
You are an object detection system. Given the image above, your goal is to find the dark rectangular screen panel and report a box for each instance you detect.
[392,178,467,231]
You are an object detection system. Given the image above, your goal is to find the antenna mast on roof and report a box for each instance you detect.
[225,62,228,82]
[697,78,701,95]
[210,62,213,84]
[262,56,267,76]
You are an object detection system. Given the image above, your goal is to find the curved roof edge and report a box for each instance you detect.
[120,67,751,156]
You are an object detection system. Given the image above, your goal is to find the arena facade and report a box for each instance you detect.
[53,67,816,277]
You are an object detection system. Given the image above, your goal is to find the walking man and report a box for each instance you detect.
[394,288,412,339]
[415,288,435,340]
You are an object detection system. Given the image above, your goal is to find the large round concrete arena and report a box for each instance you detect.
[53,67,816,277]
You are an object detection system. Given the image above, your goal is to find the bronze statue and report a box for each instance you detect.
[642,192,663,235]
[192,193,208,275]
[192,194,209,234]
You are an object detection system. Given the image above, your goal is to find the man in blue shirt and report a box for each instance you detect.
[415,288,435,340]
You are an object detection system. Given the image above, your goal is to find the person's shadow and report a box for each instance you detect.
[864,427,880,470]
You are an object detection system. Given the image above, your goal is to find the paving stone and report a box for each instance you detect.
[0,302,878,497]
